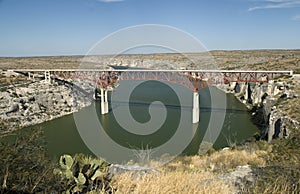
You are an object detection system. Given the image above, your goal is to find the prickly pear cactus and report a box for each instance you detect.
[75,172,86,185]
[54,154,114,193]
[91,170,105,181]
[59,154,74,170]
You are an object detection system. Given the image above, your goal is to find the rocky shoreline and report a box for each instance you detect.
[0,70,93,135]
[1,68,299,143]
[217,75,300,142]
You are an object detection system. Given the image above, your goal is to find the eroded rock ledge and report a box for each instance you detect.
[218,75,299,142]
[0,71,93,135]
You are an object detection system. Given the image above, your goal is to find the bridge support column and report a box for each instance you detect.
[192,90,199,124]
[28,72,35,80]
[244,83,249,101]
[44,71,51,83]
[100,88,109,115]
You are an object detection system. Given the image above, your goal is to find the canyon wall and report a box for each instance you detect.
[0,70,93,134]
[219,77,299,142]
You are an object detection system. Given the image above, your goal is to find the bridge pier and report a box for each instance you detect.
[44,71,51,83]
[192,89,200,123]
[100,88,109,115]
[28,72,35,80]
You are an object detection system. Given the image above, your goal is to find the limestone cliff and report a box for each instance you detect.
[0,71,93,134]
[219,76,299,142]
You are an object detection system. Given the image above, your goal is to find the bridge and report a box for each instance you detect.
[8,69,293,123]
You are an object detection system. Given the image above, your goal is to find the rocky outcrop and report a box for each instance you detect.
[108,164,159,179]
[0,77,93,134]
[219,77,299,142]
[197,165,253,194]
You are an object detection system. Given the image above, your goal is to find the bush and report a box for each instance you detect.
[0,129,64,193]
[0,128,116,193]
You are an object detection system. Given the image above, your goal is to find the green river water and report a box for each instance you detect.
[3,80,258,162]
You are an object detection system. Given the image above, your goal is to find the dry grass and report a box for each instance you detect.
[111,171,233,194]
[110,149,267,194]
[1,50,299,71]
[214,50,300,71]
[284,98,300,120]
[251,175,300,194]
[242,166,300,194]
[282,80,300,121]
[164,149,266,173]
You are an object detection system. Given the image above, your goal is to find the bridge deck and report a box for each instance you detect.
[7,69,293,74]
[6,69,293,90]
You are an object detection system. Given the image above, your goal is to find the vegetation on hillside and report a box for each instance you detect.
[242,132,300,193]
[0,129,113,194]
[0,129,62,193]
[1,49,299,71]
[0,126,299,193]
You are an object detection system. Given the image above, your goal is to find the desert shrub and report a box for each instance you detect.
[0,129,64,193]
[0,128,115,194]
[198,141,215,155]
[243,127,300,193]
[243,166,300,194]
[294,69,300,74]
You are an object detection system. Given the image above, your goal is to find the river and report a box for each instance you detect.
[3,80,258,162]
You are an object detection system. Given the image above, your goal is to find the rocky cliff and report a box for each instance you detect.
[219,75,300,142]
[0,70,93,135]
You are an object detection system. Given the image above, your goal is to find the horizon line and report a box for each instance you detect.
[1,48,300,58]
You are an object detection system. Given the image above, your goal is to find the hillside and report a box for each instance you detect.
[0,50,299,72]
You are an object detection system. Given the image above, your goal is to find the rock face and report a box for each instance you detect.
[0,78,93,134]
[219,77,299,142]
[108,164,159,179]
[218,165,253,193]
[197,165,253,194]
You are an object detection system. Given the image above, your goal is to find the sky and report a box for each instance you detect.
[0,0,299,56]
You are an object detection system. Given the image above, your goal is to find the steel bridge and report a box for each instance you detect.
[8,69,293,90]
[8,69,293,123]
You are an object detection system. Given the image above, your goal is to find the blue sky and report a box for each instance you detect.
[0,0,299,56]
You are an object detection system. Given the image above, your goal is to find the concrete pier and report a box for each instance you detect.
[44,71,51,83]
[100,88,109,114]
[192,91,199,123]
[28,72,35,80]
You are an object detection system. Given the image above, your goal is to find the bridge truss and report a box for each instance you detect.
[9,69,293,91]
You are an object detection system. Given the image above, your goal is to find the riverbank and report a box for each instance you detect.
[0,70,92,136]
[217,74,299,142]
